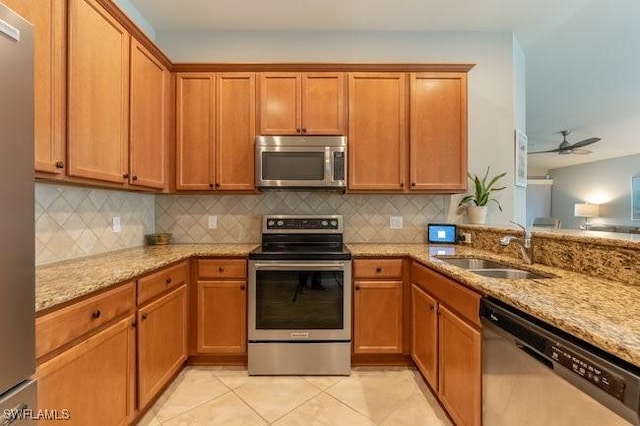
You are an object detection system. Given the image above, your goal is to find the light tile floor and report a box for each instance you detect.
[138,367,452,425]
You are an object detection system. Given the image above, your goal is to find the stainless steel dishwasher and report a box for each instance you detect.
[481,298,640,426]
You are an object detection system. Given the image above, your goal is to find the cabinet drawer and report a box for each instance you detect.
[137,261,189,305]
[411,262,481,328]
[353,258,403,279]
[198,259,247,279]
[36,281,135,360]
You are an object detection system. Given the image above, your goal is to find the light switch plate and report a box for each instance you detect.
[112,216,121,233]
[208,215,218,229]
[390,216,403,229]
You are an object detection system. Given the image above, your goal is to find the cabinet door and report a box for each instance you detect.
[348,73,406,191]
[5,0,65,175]
[129,39,168,190]
[410,73,468,191]
[137,285,188,409]
[216,73,256,191]
[259,72,300,135]
[411,284,438,390]
[302,73,345,135]
[67,0,129,184]
[353,280,403,354]
[175,73,215,190]
[37,315,136,426]
[438,305,481,426]
[197,280,247,354]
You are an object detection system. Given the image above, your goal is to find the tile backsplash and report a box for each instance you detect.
[155,192,447,244]
[35,183,154,265]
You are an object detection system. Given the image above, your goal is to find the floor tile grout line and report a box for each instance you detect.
[151,373,233,424]
[319,390,377,425]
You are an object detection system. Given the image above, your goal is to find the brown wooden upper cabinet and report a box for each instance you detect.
[348,73,407,191]
[67,0,130,184]
[176,72,256,191]
[258,72,346,135]
[129,39,169,190]
[5,0,66,176]
[410,72,468,192]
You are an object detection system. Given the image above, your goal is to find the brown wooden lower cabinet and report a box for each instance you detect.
[37,314,136,426]
[137,284,188,409]
[353,280,403,354]
[196,280,247,354]
[411,261,481,426]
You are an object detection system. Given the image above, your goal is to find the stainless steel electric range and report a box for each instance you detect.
[247,215,352,375]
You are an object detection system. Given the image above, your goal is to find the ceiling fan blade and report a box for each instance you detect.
[571,148,592,155]
[568,137,600,149]
[528,147,562,154]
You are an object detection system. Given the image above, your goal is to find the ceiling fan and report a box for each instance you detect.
[528,130,601,155]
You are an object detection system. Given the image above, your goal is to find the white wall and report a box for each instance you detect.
[512,35,527,225]
[156,30,520,226]
[550,154,640,229]
[113,0,156,40]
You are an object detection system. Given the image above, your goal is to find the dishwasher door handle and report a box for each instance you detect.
[516,342,554,369]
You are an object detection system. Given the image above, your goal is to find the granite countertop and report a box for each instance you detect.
[348,243,640,367]
[36,242,640,367]
[35,243,257,313]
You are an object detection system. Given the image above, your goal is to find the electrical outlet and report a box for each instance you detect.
[390,216,403,229]
[208,215,218,229]
[461,232,472,244]
[112,216,121,233]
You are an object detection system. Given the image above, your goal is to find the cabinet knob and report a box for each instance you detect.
[302,128,307,133]
[91,310,101,319]
[399,183,404,188]
[429,304,435,311]
[209,183,214,188]
[296,128,301,134]
[240,284,246,290]
[218,267,224,273]
[411,182,416,187]
[132,175,138,181]
[55,160,65,169]
[215,183,220,188]
[166,277,172,284]
[376,267,382,273]
[141,313,148,320]
[123,173,129,179]
[355,285,360,290]
[131,320,137,328]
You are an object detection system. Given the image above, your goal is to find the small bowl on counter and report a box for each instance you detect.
[144,233,172,245]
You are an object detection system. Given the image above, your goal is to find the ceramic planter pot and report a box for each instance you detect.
[467,205,488,224]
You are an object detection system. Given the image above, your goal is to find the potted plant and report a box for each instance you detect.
[458,167,506,224]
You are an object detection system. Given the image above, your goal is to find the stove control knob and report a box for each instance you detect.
[321,220,328,227]
[267,220,275,227]
[330,220,338,227]
[277,220,284,227]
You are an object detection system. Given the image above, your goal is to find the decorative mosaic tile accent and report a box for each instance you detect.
[35,183,154,265]
[155,192,447,244]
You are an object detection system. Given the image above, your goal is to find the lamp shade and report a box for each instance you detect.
[574,203,599,217]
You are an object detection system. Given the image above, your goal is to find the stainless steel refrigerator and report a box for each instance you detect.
[0,3,37,425]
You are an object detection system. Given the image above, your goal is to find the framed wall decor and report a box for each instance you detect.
[515,129,528,188]
[632,175,640,221]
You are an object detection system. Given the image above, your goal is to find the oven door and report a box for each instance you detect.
[248,260,351,342]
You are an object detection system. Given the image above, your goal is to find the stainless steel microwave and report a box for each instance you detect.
[255,135,347,189]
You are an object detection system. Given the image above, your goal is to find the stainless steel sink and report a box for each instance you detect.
[470,269,552,280]
[436,257,554,280]
[438,257,508,270]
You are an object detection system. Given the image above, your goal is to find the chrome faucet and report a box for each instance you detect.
[500,221,534,264]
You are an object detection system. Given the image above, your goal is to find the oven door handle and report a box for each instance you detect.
[252,262,347,271]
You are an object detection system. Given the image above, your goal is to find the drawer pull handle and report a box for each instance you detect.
[376,267,382,273]
[141,313,148,320]
[355,285,360,290]
[166,277,172,284]
[91,310,101,319]
[219,267,224,273]
[240,285,246,290]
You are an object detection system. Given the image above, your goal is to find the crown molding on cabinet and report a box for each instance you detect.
[171,63,476,73]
